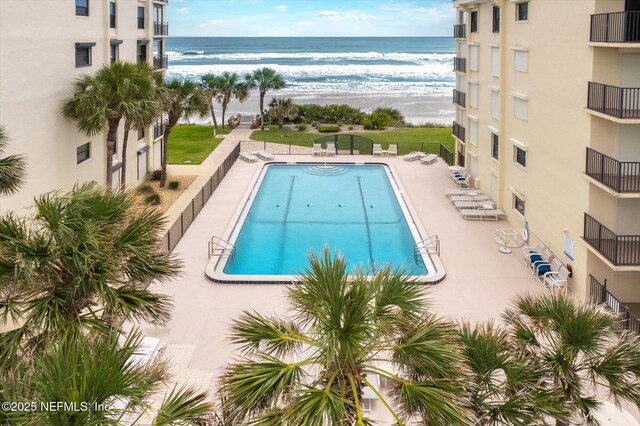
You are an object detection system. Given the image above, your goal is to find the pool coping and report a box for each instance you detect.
[204,161,447,285]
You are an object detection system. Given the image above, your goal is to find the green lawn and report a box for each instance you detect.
[167,125,232,165]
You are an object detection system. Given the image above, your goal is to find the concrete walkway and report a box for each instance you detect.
[201,125,252,166]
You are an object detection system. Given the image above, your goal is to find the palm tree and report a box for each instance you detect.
[200,73,221,128]
[503,292,640,426]
[220,249,470,425]
[62,62,153,189]
[0,183,181,367]
[0,126,26,196]
[268,97,297,129]
[459,322,569,425]
[159,79,208,187]
[0,330,214,426]
[245,67,285,130]
[216,72,249,129]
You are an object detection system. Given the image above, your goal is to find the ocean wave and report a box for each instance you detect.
[165,51,454,64]
[182,50,205,55]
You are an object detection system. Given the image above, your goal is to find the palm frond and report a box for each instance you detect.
[0,126,26,196]
[153,386,215,426]
[230,311,305,357]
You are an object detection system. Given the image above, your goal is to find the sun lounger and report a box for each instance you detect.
[454,201,495,210]
[372,144,383,156]
[255,150,274,161]
[445,189,477,198]
[388,144,398,156]
[326,142,336,156]
[311,143,322,156]
[460,209,504,220]
[239,152,258,162]
[450,195,490,202]
[420,154,438,165]
[403,151,426,161]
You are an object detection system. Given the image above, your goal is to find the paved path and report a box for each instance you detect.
[201,125,253,166]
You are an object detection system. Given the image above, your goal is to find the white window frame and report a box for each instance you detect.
[468,116,479,147]
[489,127,499,161]
[490,46,500,77]
[511,92,529,121]
[513,48,528,73]
[469,44,479,72]
[490,88,500,120]
[468,81,479,109]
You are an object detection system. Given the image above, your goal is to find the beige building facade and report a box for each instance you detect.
[452,0,640,308]
[0,0,169,213]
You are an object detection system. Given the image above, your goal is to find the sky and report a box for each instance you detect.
[168,0,455,37]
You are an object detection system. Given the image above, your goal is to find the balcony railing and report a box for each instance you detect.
[584,213,640,265]
[453,57,466,73]
[154,21,169,36]
[453,121,466,142]
[454,24,466,39]
[590,11,640,43]
[153,120,166,139]
[153,55,168,69]
[453,89,466,108]
[589,275,640,335]
[586,148,640,193]
[457,151,465,167]
[587,82,640,119]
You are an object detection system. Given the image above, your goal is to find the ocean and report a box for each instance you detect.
[166,37,455,124]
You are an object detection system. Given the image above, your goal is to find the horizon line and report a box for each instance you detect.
[168,35,452,38]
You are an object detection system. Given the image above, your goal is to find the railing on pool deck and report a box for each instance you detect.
[160,143,240,252]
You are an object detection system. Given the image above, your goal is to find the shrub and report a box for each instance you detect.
[371,107,405,126]
[137,184,155,195]
[144,193,161,205]
[311,121,318,128]
[297,124,308,132]
[348,125,354,130]
[317,125,341,133]
[168,180,180,190]
[363,111,394,130]
[151,169,162,181]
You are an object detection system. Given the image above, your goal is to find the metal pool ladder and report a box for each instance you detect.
[208,236,235,259]
[415,235,440,262]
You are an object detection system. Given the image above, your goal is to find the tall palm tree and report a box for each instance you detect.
[268,97,297,129]
[62,62,152,189]
[0,330,214,426]
[0,183,181,367]
[216,72,249,129]
[0,126,26,196]
[200,73,222,128]
[503,292,640,426]
[220,249,470,425]
[245,67,285,130]
[159,79,208,187]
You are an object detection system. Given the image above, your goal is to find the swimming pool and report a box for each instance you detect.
[208,163,439,283]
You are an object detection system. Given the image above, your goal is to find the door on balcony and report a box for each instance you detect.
[626,0,640,41]
[491,174,498,203]
[469,155,478,181]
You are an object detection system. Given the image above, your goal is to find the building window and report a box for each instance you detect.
[109,2,116,28]
[138,6,145,29]
[470,11,478,32]
[75,43,95,67]
[138,127,145,140]
[514,195,525,215]
[514,50,528,72]
[492,6,500,33]
[469,120,478,147]
[137,42,148,64]
[491,133,499,160]
[514,96,529,121]
[469,45,479,71]
[515,146,527,167]
[469,83,479,108]
[76,0,89,16]
[517,2,529,22]
[491,47,500,77]
[491,90,500,119]
[110,44,118,64]
[77,142,90,164]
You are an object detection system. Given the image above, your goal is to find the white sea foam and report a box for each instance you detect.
[165,51,455,64]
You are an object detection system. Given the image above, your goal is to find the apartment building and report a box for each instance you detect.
[452,0,640,310]
[0,0,170,213]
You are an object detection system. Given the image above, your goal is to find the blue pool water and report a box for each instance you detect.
[223,164,428,276]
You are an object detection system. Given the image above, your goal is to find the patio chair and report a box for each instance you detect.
[455,176,470,188]
[388,144,398,156]
[403,151,425,161]
[239,152,258,163]
[420,153,438,165]
[311,143,322,156]
[256,150,274,161]
[326,142,336,156]
[445,189,476,198]
[459,209,485,220]
[543,266,570,291]
[450,195,490,202]
[528,248,554,275]
[451,170,468,182]
[372,144,383,156]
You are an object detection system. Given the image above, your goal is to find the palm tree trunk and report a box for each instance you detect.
[210,104,218,127]
[105,121,119,189]
[160,124,172,188]
[278,113,283,129]
[259,91,266,130]
[222,100,228,129]
[120,120,131,189]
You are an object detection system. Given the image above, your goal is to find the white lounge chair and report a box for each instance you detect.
[543,266,570,291]
[239,152,258,163]
[445,189,477,198]
[455,176,470,188]
[388,144,398,156]
[450,195,490,202]
[372,144,383,156]
[421,154,438,165]
[255,150,274,161]
[311,143,322,156]
[454,201,494,210]
[403,151,425,161]
[460,209,504,220]
[326,142,336,156]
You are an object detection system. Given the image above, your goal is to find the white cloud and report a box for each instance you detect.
[317,10,339,17]
[175,7,189,14]
[294,20,315,27]
[274,5,287,12]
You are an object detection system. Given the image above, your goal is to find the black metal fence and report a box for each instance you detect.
[584,213,640,266]
[154,21,169,36]
[587,82,640,119]
[590,11,640,43]
[453,57,466,73]
[590,275,640,335]
[453,89,466,108]
[457,151,465,167]
[586,147,640,193]
[160,144,240,252]
[453,122,465,142]
[454,24,466,38]
[153,55,168,70]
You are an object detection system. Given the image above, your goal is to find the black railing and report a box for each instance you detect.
[454,24,466,38]
[153,55,168,69]
[584,213,640,265]
[453,121,465,142]
[154,21,169,36]
[439,144,454,166]
[457,151,465,167]
[587,82,640,119]
[453,90,466,108]
[589,275,640,335]
[153,120,166,139]
[453,57,466,73]
[586,148,640,192]
[590,11,640,43]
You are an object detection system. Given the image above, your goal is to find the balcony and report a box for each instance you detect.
[590,11,640,43]
[153,120,166,139]
[586,148,640,193]
[453,89,466,108]
[154,21,169,36]
[584,213,640,266]
[587,82,640,120]
[453,121,466,142]
[589,275,640,335]
[457,151,465,167]
[453,57,466,73]
[454,24,466,39]
[153,55,168,70]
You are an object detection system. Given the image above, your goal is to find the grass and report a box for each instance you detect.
[167,125,232,165]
